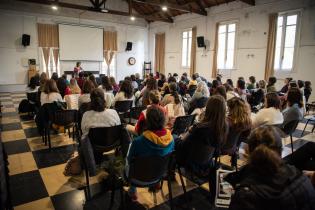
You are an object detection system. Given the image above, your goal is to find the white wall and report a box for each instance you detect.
[0,9,148,92]
[149,0,315,100]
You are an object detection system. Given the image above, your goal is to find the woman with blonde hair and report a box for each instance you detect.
[67,78,81,95]
[227,97,252,132]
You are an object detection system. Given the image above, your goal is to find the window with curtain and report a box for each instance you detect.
[181,29,192,68]
[101,55,116,78]
[217,22,236,70]
[274,12,299,71]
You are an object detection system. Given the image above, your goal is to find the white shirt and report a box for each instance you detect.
[114,92,135,105]
[64,94,80,110]
[78,94,91,108]
[40,92,63,105]
[252,107,284,128]
[81,109,121,139]
[98,87,115,108]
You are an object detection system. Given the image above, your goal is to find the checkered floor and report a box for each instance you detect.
[1,92,315,210]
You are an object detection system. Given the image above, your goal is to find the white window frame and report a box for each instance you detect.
[217,20,238,71]
[274,10,301,72]
[181,28,192,68]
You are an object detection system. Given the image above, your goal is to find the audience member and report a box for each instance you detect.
[304,81,312,103]
[99,76,115,108]
[39,72,48,92]
[280,77,292,94]
[40,79,63,105]
[188,74,198,88]
[252,92,283,127]
[110,77,119,94]
[247,76,256,90]
[226,126,315,210]
[141,77,158,106]
[282,87,304,126]
[76,72,85,89]
[114,80,134,105]
[130,75,139,90]
[26,77,39,93]
[67,78,81,95]
[126,105,174,201]
[89,74,98,88]
[236,79,247,101]
[267,76,277,93]
[158,73,166,88]
[51,72,58,82]
[56,77,67,98]
[81,88,121,139]
[78,80,95,107]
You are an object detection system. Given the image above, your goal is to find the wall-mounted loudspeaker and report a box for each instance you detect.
[126,42,133,51]
[197,36,206,48]
[22,34,30,46]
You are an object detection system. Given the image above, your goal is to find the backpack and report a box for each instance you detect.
[18,99,33,113]
[63,152,82,176]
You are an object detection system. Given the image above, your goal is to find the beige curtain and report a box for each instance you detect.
[264,14,278,80]
[190,27,197,76]
[53,49,59,67]
[103,31,117,74]
[42,48,50,73]
[38,23,59,47]
[212,23,219,79]
[154,33,165,74]
[103,31,118,51]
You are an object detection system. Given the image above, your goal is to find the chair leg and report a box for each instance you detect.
[167,174,174,210]
[119,179,125,210]
[84,164,91,200]
[110,177,116,209]
[48,128,51,150]
[177,166,187,195]
[301,121,309,137]
[290,134,294,154]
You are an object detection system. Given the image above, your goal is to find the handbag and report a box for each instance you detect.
[63,152,82,176]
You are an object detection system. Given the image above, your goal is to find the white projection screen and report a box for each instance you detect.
[59,24,103,61]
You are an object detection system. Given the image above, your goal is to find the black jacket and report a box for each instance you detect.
[225,164,315,210]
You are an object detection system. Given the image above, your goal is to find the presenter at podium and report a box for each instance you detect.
[73,62,83,77]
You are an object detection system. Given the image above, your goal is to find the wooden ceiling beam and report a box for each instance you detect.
[195,0,207,16]
[15,0,173,23]
[239,0,255,5]
[132,0,207,16]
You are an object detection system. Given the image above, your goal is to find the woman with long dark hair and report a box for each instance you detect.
[114,80,135,105]
[226,126,315,210]
[40,79,63,105]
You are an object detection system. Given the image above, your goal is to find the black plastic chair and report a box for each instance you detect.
[172,115,196,136]
[282,120,300,153]
[83,125,124,203]
[127,153,174,210]
[301,116,315,137]
[129,106,146,124]
[26,92,39,114]
[114,100,133,122]
[176,143,219,204]
[221,127,243,170]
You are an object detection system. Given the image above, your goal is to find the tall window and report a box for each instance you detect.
[217,22,236,69]
[102,55,116,78]
[182,29,192,68]
[274,12,299,71]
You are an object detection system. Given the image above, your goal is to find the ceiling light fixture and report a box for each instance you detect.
[130,16,135,21]
[51,5,58,10]
[162,6,168,11]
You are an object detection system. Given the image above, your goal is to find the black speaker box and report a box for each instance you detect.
[22,34,30,46]
[197,36,205,48]
[126,42,132,51]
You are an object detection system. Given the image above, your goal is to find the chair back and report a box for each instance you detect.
[88,125,123,152]
[172,115,196,135]
[282,120,299,135]
[53,110,78,126]
[41,103,57,122]
[129,106,146,120]
[128,153,172,184]
[27,92,39,105]
[115,100,133,113]
[221,127,242,155]
[188,143,216,165]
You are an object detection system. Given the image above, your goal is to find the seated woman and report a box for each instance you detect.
[161,83,185,127]
[26,76,39,93]
[190,81,210,104]
[126,105,174,201]
[110,77,119,94]
[66,78,81,95]
[187,73,198,89]
[141,77,158,107]
[225,126,315,210]
[251,92,283,128]
[40,79,63,105]
[267,76,277,93]
[225,83,240,101]
[81,88,121,140]
[223,97,252,153]
[113,80,135,106]
[78,80,95,108]
[282,87,304,126]
[247,80,266,108]
[98,76,115,108]
[175,95,228,175]
[127,90,167,135]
